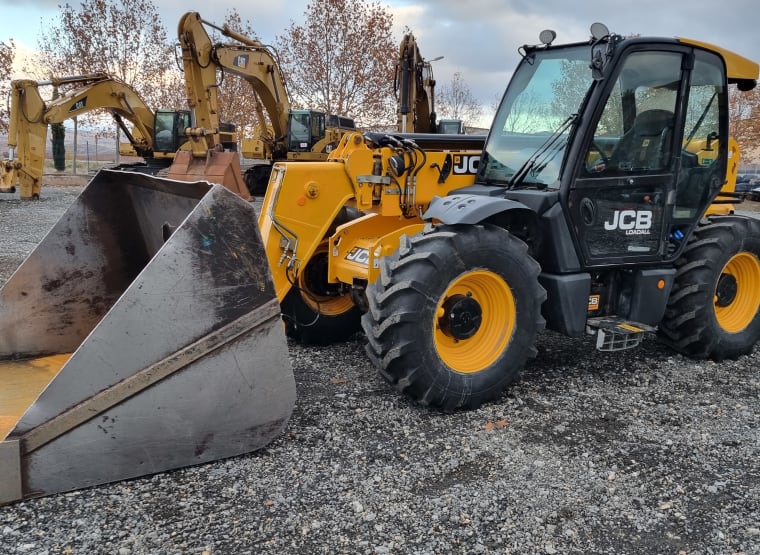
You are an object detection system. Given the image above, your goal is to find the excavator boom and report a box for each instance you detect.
[395,33,463,134]
[178,12,290,147]
[396,33,436,133]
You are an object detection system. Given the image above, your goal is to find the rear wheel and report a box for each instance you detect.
[243,164,273,195]
[281,240,362,345]
[659,215,760,360]
[362,224,546,410]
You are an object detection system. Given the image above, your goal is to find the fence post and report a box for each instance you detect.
[72,117,78,176]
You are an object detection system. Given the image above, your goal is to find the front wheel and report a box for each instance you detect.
[281,240,362,345]
[362,224,546,410]
[659,215,760,360]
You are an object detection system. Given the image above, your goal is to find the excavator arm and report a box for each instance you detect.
[177,12,290,158]
[395,33,436,133]
[2,73,157,199]
[395,33,464,134]
[174,12,359,197]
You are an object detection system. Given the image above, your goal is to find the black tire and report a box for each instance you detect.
[362,224,546,410]
[243,165,273,195]
[281,241,362,345]
[659,215,760,360]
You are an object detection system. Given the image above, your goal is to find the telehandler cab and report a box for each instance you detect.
[1,24,758,504]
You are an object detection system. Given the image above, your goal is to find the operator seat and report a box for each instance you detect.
[611,109,675,171]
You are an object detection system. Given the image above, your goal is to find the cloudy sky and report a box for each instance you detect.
[0,0,757,126]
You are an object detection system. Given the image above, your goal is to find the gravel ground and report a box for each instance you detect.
[1,184,759,555]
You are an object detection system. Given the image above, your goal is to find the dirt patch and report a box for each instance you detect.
[42,173,91,187]
[739,198,760,212]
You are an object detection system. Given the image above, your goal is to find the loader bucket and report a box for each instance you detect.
[0,169,295,504]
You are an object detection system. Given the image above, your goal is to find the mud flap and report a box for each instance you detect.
[0,169,294,504]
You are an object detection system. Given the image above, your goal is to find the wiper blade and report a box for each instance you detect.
[508,113,577,188]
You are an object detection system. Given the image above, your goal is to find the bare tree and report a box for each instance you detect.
[437,71,483,131]
[730,86,760,162]
[0,39,15,133]
[275,0,397,129]
[37,0,174,113]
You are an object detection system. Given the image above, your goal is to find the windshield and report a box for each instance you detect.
[478,45,593,188]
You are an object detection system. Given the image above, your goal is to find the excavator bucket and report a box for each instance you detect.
[0,169,294,504]
[168,150,252,201]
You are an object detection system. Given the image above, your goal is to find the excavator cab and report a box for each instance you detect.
[437,119,464,134]
[287,110,326,152]
[153,109,192,153]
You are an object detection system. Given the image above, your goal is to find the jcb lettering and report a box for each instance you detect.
[346,248,370,266]
[453,155,480,175]
[603,209,653,235]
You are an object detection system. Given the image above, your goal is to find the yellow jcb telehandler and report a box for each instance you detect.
[2,23,759,504]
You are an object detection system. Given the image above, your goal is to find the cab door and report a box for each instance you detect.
[567,47,728,266]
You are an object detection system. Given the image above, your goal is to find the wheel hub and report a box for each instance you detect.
[302,253,339,297]
[716,273,738,307]
[439,294,482,340]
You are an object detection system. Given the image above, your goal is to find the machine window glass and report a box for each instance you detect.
[154,112,176,152]
[584,51,682,175]
[289,112,311,151]
[311,112,325,144]
[479,45,592,187]
[674,51,726,217]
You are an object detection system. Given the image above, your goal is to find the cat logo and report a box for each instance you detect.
[69,98,87,112]
[233,55,249,69]
[452,155,480,175]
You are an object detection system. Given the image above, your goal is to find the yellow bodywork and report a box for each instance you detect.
[258,132,482,302]
[678,38,759,87]
[704,137,742,216]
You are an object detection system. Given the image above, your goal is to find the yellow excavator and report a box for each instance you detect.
[395,32,463,134]
[2,23,759,505]
[173,12,357,195]
[0,72,195,200]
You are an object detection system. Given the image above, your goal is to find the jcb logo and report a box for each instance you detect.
[603,209,652,235]
[346,247,369,266]
[453,155,480,175]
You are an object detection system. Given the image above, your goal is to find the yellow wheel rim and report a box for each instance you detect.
[433,270,515,373]
[715,252,760,333]
[297,242,355,317]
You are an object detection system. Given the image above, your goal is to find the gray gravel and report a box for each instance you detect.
[1,184,759,555]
